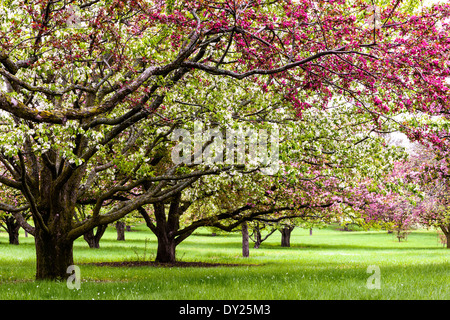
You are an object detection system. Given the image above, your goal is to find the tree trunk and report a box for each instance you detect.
[252,224,262,249]
[116,221,125,241]
[242,221,249,257]
[151,193,190,264]
[31,164,81,281]
[35,227,73,280]
[280,226,294,247]
[155,233,176,263]
[8,227,19,245]
[309,228,313,236]
[446,233,450,249]
[83,224,107,249]
[440,225,450,249]
[5,215,20,245]
[249,223,276,249]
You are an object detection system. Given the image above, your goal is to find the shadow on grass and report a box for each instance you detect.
[83,260,261,268]
[259,242,447,251]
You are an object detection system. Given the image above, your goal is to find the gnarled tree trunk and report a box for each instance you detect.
[33,199,76,280]
[35,228,74,280]
[31,159,81,280]
[155,229,177,263]
[139,193,192,264]
[83,224,107,248]
[153,201,176,263]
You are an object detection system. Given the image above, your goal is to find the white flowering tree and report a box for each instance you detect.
[0,1,247,279]
[135,89,405,262]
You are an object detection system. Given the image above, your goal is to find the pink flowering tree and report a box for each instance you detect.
[407,139,450,248]
[330,156,423,241]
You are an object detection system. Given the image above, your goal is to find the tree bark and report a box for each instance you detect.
[83,224,107,248]
[34,227,73,280]
[150,193,191,263]
[155,232,177,263]
[30,158,82,280]
[242,221,249,257]
[116,221,125,241]
[440,225,450,249]
[446,233,450,249]
[252,225,262,249]
[4,215,20,245]
[280,226,294,247]
[8,225,19,245]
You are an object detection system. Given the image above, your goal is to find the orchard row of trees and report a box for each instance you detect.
[0,0,449,280]
[3,134,449,252]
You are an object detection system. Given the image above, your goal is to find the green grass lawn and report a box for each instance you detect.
[0,224,448,300]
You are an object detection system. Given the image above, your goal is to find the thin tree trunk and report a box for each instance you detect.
[252,224,262,249]
[446,233,450,249]
[242,221,249,257]
[250,224,276,249]
[116,221,125,241]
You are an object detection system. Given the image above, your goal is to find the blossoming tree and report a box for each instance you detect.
[0,0,449,279]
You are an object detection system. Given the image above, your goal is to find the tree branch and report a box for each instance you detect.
[137,206,157,234]
[0,174,22,189]
[181,46,358,79]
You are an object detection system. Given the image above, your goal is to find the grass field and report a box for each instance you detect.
[0,224,448,300]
